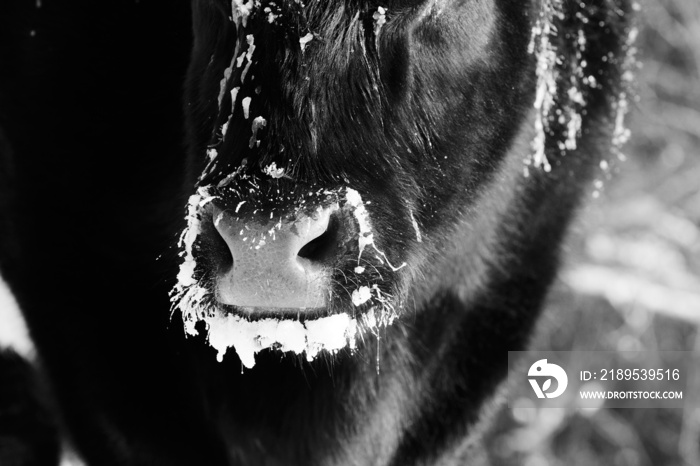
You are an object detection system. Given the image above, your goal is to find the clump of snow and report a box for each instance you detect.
[232,0,255,27]
[230,87,240,106]
[527,0,563,173]
[175,193,204,288]
[236,52,246,68]
[299,33,314,52]
[249,116,267,148]
[242,97,252,119]
[202,312,358,368]
[559,26,588,153]
[343,188,403,326]
[263,162,285,178]
[264,6,279,24]
[241,35,256,83]
[345,188,376,262]
[527,3,636,174]
[170,187,219,326]
[352,286,372,306]
[373,7,387,37]
[217,53,238,109]
[305,314,358,359]
[345,188,406,271]
[222,87,242,137]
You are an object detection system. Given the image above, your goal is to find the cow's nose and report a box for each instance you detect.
[212,205,339,309]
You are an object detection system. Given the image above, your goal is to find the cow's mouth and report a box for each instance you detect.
[217,304,330,319]
[200,304,368,369]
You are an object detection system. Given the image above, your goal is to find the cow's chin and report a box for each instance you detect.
[175,282,397,370]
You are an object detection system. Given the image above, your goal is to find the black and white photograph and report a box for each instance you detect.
[0,0,698,464]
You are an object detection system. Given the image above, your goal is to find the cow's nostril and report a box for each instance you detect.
[297,215,339,264]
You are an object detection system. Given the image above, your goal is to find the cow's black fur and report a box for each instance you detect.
[0,350,59,466]
[0,0,632,465]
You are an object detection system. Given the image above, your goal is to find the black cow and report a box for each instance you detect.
[0,0,633,465]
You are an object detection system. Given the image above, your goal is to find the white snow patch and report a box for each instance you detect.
[217,53,238,109]
[305,314,357,359]
[204,312,357,368]
[263,162,285,179]
[352,286,372,306]
[232,0,255,27]
[264,7,279,24]
[409,209,422,243]
[527,0,562,172]
[170,189,214,318]
[345,188,374,262]
[373,7,387,37]
[299,33,314,52]
[240,35,256,83]
[236,52,246,68]
[230,87,240,106]
[249,116,267,149]
[345,188,406,271]
[242,97,252,119]
[222,87,241,137]
[175,194,203,288]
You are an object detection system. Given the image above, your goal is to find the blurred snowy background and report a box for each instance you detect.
[488,0,700,465]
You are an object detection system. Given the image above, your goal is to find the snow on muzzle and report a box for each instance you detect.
[212,203,339,311]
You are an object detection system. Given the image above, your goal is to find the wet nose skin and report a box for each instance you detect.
[213,205,337,310]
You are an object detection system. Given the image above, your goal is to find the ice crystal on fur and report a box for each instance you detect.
[373,7,387,37]
[345,188,406,272]
[263,162,285,178]
[527,0,562,172]
[170,188,218,333]
[612,26,638,161]
[231,0,255,27]
[299,33,314,52]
